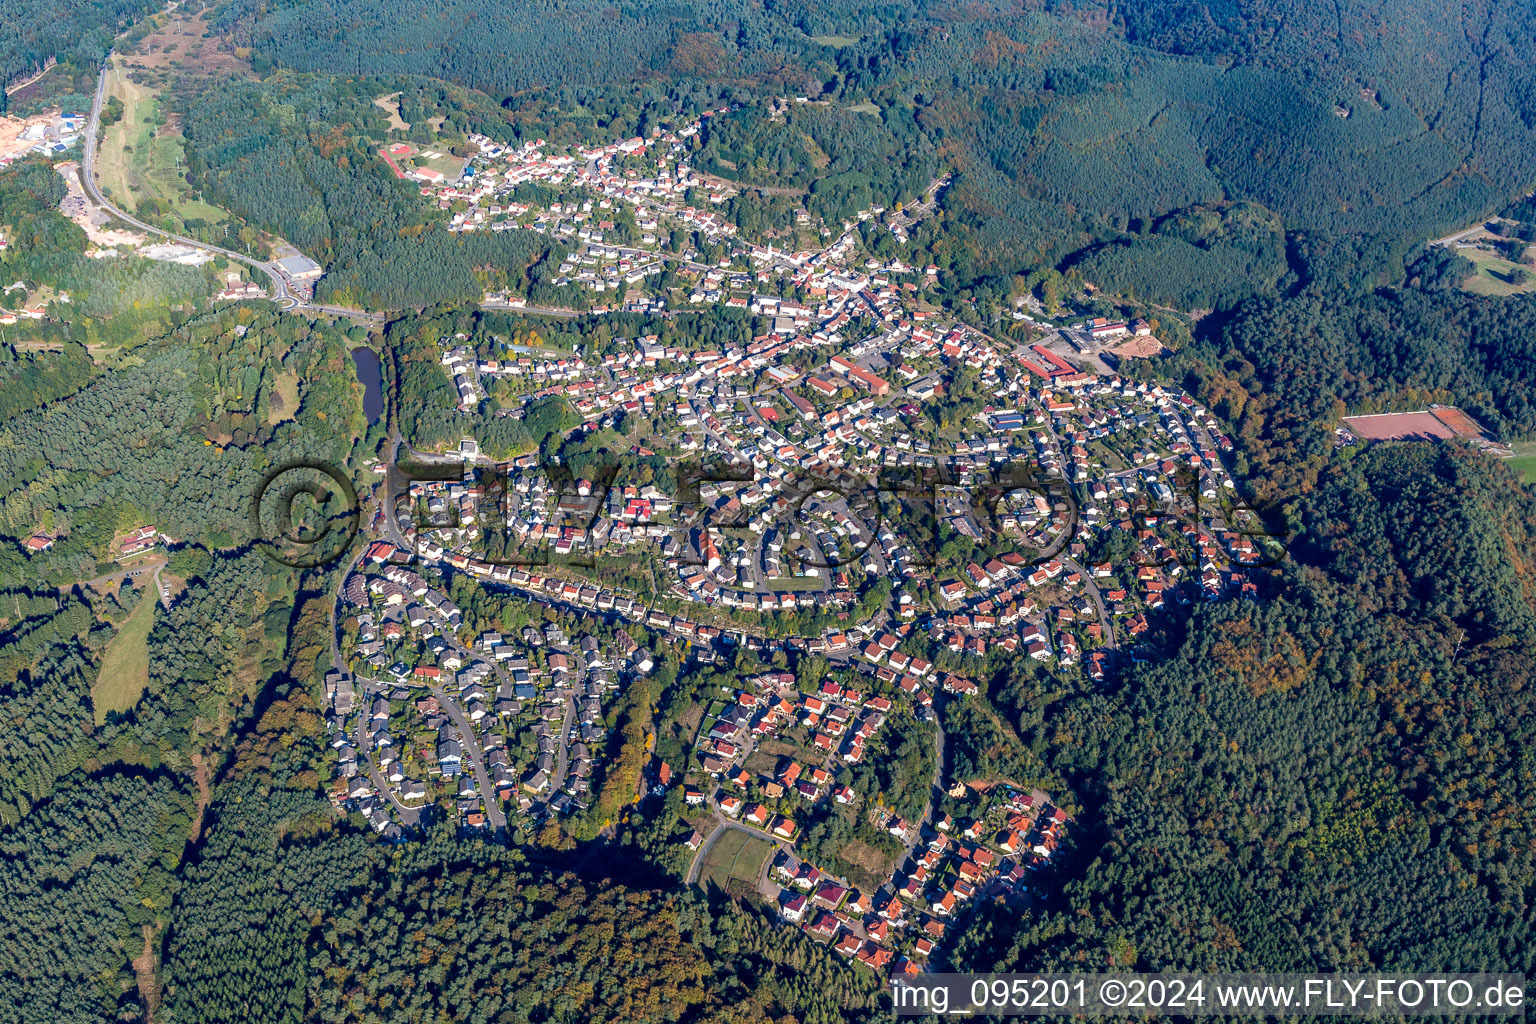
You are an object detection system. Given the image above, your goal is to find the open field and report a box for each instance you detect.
[119,8,250,80]
[698,829,772,892]
[416,149,467,180]
[96,65,152,209]
[743,750,778,776]
[837,838,899,891]
[56,161,148,247]
[97,60,228,231]
[1505,441,1536,483]
[267,370,301,425]
[1460,245,1536,296]
[811,35,859,47]
[840,838,896,875]
[93,588,155,724]
[755,737,814,760]
[373,93,410,131]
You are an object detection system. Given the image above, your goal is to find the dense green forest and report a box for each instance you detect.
[0,342,97,422]
[147,662,884,1024]
[212,0,841,96]
[6,0,1536,1015]
[0,770,192,1021]
[0,0,159,108]
[1174,263,1536,502]
[203,0,1536,298]
[1066,202,1290,310]
[0,305,366,582]
[0,157,215,341]
[696,101,937,228]
[0,299,371,826]
[168,793,884,1023]
[955,443,1536,977]
[174,76,566,309]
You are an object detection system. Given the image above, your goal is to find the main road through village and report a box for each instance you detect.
[82,59,581,325]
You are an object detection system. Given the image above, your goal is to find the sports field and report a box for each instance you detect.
[1505,442,1536,483]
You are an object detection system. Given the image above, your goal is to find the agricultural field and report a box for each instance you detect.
[93,587,155,724]
[697,828,773,894]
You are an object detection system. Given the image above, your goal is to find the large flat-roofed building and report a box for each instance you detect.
[277,255,323,281]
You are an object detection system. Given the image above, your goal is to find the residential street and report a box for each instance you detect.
[430,683,507,831]
[350,691,423,825]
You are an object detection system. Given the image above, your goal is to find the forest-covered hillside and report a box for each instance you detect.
[955,442,1536,978]
[0,0,160,104]
[174,76,567,309]
[0,157,215,344]
[207,0,1536,292]
[4,0,1536,1017]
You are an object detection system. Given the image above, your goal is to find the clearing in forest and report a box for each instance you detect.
[373,93,410,131]
[698,829,773,893]
[97,59,229,231]
[93,587,155,724]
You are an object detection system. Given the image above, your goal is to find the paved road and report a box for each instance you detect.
[64,557,164,592]
[329,539,427,828]
[84,59,395,322]
[547,695,577,797]
[328,498,506,834]
[350,688,423,825]
[481,301,583,319]
[84,62,301,306]
[431,683,507,832]
[889,703,948,883]
[63,559,174,611]
[150,564,172,609]
[1430,223,1493,247]
[686,817,792,886]
[78,62,818,330]
[1062,554,1117,649]
[328,546,366,671]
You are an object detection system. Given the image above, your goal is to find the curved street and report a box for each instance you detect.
[84,62,299,307]
[84,59,391,322]
[82,60,598,329]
